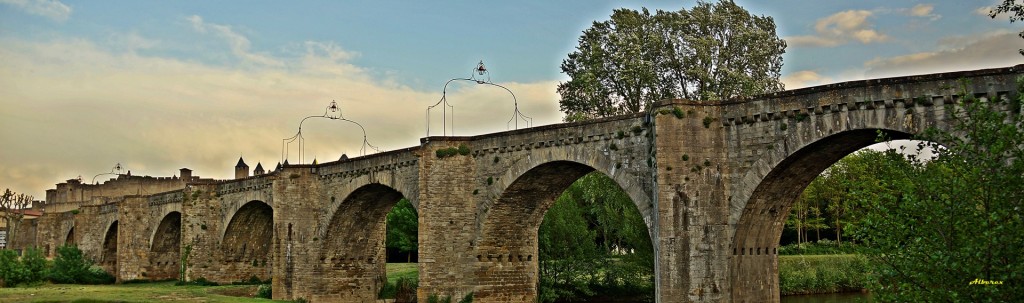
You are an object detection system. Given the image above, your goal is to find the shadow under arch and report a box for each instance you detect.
[149,211,182,280]
[64,226,75,246]
[730,128,920,302]
[101,220,119,275]
[317,183,408,302]
[222,200,273,265]
[474,160,654,302]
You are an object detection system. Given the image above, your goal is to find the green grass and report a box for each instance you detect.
[0,264,420,302]
[386,262,418,284]
[779,254,871,295]
[0,281,288,303]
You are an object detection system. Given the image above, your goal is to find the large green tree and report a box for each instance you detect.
[385,199,418,262]
[854,82,1024,301]
[539,173,654,302]
[558,0,785,122]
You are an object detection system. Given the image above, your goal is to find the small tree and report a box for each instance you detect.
[1,189,33,249]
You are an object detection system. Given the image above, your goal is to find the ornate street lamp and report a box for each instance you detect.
[426,60,532,136]
[92,163,125,184]
[281,100,379,165]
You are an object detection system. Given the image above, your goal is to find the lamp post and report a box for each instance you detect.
[92,163,125,184]
[281,100,379,165]
[426,60,532,137]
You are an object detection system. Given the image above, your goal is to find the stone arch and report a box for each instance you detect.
[491,151,654,234]
[317,183,408,302]
[101,220,118,274]
[475,160,654,302]
[729,127,918,302]
[222,200,273,264]
[148,211,182,280]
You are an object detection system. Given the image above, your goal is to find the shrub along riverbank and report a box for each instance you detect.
[779,254,871,295]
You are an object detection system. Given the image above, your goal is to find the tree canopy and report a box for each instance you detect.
[558,0,785,122]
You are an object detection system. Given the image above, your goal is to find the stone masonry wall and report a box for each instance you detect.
[271,166,321,301]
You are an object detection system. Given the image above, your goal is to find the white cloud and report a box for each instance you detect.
[908,4,941,21]
[787,10,889,47]
[187,15,284,67]
[864,31,1024,78]
[0,0,70,21]
[0,34,561,197]
[909,4,933,17]
[781,70,831,89]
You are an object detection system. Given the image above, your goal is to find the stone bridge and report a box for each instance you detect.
[21,65,1022,302]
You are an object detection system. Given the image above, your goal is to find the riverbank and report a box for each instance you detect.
[779,254,871,295]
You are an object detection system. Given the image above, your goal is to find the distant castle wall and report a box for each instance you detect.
[43,168,214,214]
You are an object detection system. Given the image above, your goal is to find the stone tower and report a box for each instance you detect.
[234,157,249,179]
[254,162,265,175]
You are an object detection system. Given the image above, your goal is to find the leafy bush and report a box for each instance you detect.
[49,245,99,284]
[0,249,28,287]
[427,293,451,303]
[256,284,272,299]
[21,248,48,284]
[379,276,417,302]
[778,254,871,295]
[81,267,115,285]
[232,275,268,285]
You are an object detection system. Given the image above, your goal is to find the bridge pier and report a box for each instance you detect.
[652,101,733,302]
[417,138,480,302]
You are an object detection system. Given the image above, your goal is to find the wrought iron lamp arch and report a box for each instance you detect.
[426,60,532,137]
[92,163,125,184]
[281,101,380,165]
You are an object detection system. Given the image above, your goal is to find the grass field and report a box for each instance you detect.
[0,281,284,303]
[386,263,417,284]
[0,264,421,303]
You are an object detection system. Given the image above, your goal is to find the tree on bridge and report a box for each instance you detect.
[557,0,786,122]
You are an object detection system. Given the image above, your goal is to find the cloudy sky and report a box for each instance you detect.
[1,0,1021,198]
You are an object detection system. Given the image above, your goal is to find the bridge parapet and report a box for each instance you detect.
[148,190,184,207]
[215,174,275,197]
[719,65,1022,128]
[316,147,420,184]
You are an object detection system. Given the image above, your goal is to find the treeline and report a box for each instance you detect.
[784,148,916,247]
